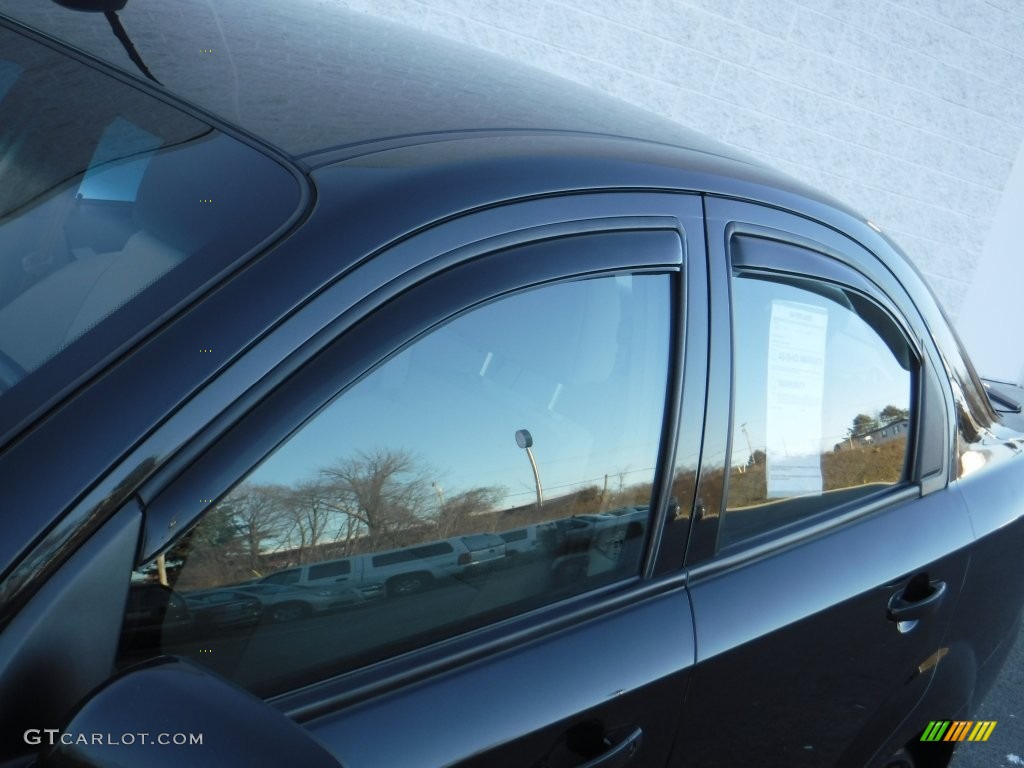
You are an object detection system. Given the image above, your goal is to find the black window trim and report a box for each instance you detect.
[730,228,924,361]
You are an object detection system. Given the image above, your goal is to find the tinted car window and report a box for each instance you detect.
[0,26,300,432]
[462,534,499,549]
[124,273,671,695]
[308,560,351,580]
[371,550,416,567]
[261,569,300,586]
[721,273,913,547]
[411,542,454,558]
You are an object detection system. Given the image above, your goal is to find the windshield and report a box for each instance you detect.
[0,23,302,440]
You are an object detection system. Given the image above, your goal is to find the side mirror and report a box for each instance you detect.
[37,657,341,767]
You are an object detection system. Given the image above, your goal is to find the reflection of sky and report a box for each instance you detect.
[0,60,21,103]
[252,275,671,509]
[732,277,910,463]
[78,117,161,201]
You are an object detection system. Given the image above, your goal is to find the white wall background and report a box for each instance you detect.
[330,0,1024,380]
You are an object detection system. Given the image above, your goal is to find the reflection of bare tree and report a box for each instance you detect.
[227,484,290,575]
[282,479,335,563]
[164,448,659,590]
[319,449,433,551]
[435,486,505,538]
[170,505,246,590]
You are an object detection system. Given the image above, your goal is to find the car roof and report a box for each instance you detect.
[0,0,866,220]
[1,0,766,166]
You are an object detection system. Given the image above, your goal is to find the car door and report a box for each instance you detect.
[94,196,708,768]
[672,198,971,767]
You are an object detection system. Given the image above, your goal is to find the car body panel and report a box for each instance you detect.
[679,491,972,767]
[302,588,694,768]
[945,456,1024,705]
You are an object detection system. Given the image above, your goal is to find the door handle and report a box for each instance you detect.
[887,576,947,632]
[576,727,642,768]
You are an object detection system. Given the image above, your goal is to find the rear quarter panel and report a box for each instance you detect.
[949,445,1024,709]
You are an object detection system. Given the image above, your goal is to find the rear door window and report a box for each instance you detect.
[722,271,914,546]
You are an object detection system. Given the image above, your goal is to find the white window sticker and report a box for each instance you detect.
[765,300,828,498]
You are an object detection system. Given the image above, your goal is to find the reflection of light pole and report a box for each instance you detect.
[515,429,544,510]
[740,422,754,464]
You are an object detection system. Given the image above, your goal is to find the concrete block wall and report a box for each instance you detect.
[330,0,1024,325]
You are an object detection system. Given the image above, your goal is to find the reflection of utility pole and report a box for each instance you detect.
[515,429,544,510]
[432,482,447,534]
[740,422,754,464]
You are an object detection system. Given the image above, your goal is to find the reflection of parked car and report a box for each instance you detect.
[260,539,472,599]
[235,583,364,623]
[585,508,648,540]
[497,526,543,558]
[541,517,598,553]
[457,534,506,571]
[183,590,263,632]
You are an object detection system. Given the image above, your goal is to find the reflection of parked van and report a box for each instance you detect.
[260,539,472,598]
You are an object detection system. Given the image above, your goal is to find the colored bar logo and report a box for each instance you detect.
[921,721,997,742]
